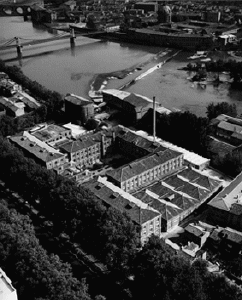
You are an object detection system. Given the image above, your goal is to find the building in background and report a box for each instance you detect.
[106,149,183,192]
[85,176,161,245]
[102,89,154,124]
[65,94,94,124]
[0,267,18,300]
[208,172,242,232]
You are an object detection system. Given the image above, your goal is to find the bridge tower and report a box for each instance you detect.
[70,27,76,45]
[15,37,23,56]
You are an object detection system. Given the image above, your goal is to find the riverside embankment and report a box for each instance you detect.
[2,17,242,117]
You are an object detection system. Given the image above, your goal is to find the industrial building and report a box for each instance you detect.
[64,94,94,124]
[102,89,154,124]
[116,128,166,159]
[126,28,214,50]
[133,167,222,231]
[86,164,221,235]
[106,148,184,193]
[85,176,161,245]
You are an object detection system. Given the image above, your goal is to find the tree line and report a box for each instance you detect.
[2,190,242,300]
[1,62,242,299]
[0,199,91,300]
[138,102,242,177]
[0,59,65,137]
[0,137,139,277]
[1,134,242,300]
[186,59,242,86]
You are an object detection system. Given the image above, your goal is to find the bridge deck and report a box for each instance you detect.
[0,32,107,62]
[0,31,106,50]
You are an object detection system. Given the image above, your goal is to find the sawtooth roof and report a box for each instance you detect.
[85,180,159,225]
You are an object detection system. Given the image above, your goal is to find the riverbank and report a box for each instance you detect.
[88,48,179,99]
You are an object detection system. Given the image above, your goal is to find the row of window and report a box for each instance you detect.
[70,138,112,159]
[71,145,101,159]
[72,154,99,165]
[123,157,183,192]
[142,218,160,236]
[46,156,66,169]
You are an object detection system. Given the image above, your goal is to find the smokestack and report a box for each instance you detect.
[153,96,156,142]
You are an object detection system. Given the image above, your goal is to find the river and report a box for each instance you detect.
[1,16,242,117]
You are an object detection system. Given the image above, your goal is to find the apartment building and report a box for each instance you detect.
[106,149,184,193]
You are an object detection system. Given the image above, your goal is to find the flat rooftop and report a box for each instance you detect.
[31,124,69,142]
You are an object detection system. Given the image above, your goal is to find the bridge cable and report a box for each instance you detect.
[0,38,16,47]
[18,32,69,42]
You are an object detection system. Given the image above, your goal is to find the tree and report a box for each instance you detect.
[228,257,242,277]
[206,102,237,120]
[138,110,209,157]
[85,118,99,130]
[0,201,91,300]
[0,115,17,136]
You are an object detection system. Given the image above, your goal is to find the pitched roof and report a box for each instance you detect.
[85,180,159,225]
[9,135,65,163]
[218,120,242,134]
[209,227,242,244]
[123,94,153,112]
[133,166,221,221]
[0,97,23,112]
[134,190,181,220]
[118,130,166,153]
[59,126,122,153]
[102,89,154,112]
[185,224,204,237]
[107,149,182,183]
[208,171,242,212]
[222,227,242,244]
[65,94,92,106]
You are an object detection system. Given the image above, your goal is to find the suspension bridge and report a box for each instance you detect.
[0,30,107,62]
[0,31,106,50]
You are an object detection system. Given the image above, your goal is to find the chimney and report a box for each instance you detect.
[153,96,156,142]
[101,134,105,157]
[112,130,116,143]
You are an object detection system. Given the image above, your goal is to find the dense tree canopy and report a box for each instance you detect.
[206,102,237,120]
[131,236,242,300]
[138,110,209,157]
[0,137,139,275]
[0,200,91,300]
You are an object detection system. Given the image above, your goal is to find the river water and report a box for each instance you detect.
[1,16,242,117]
